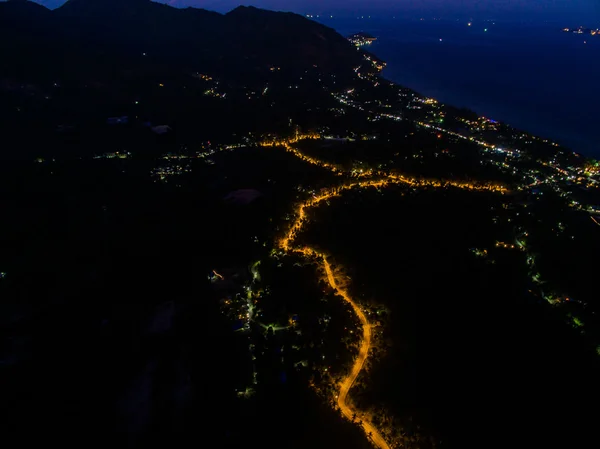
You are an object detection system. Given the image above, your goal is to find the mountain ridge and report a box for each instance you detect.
[0,0,364,84]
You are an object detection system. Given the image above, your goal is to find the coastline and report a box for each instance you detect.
[322,18,600,158]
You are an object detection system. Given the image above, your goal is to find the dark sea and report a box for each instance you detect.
[317,17,600,158]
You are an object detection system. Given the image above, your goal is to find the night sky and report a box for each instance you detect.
[20,0,600,22]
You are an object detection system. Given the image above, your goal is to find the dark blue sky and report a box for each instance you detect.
[23,0,600,23]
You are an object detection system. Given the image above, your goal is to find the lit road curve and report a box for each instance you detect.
[322,257,390,449]
[260,134,507,194]
[276,181,392,448]
[268,135,507,448]
[276,179,402,449]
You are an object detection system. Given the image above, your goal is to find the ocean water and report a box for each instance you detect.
[318,17,600,158]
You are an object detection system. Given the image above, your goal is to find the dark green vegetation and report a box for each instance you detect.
[302,187,600,448]
[1,1,600,449]
[0,145,368,449]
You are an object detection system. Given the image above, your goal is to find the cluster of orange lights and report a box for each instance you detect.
[494,241,526,251]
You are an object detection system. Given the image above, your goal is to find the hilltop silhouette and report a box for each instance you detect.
[0,0,363,84]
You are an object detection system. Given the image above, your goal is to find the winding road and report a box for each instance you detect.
[276,181,391,448]
[265,134,506,449]
[322,257,390,449]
